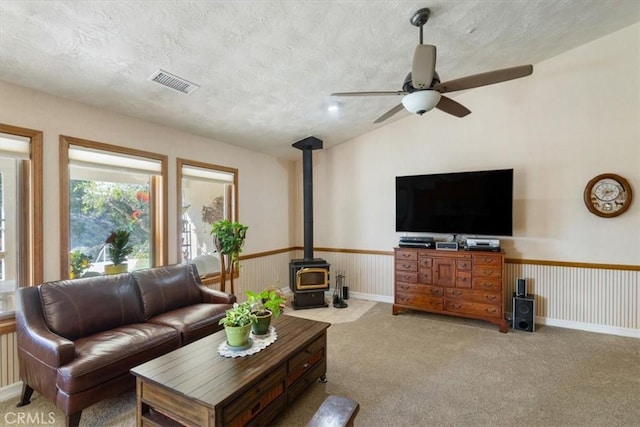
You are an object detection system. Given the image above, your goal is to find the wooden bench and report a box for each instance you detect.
[307,395,360,427]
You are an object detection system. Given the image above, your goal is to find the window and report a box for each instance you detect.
[60,136,167,278]
[0,125,42,323]
[177,158,237,282]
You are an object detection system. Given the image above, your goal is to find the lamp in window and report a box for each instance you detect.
[401,90,441,115]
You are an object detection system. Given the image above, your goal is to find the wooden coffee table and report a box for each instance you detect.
[131,315,330,426]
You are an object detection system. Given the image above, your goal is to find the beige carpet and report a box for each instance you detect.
[2,302,639,426]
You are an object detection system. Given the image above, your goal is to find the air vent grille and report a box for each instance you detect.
[148,69,199,94]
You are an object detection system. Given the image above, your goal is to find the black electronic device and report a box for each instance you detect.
[399,236,434,248]
[513,294,535,332]
[516,278,527,297]
[396,169,513,236]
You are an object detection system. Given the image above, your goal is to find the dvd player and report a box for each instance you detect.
[465,238,500,252]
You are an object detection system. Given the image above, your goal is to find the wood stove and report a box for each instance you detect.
[289,136,330,309]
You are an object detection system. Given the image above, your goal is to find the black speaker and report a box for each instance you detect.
[516,278,527,296]
[513,295,535,332]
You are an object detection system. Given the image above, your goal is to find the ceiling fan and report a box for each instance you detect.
[331,7,533,123]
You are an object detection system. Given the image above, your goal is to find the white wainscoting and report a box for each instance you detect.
[504,263,639,337]
[1,331,19,389]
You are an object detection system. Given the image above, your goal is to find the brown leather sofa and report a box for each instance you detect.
[15,263,235,427]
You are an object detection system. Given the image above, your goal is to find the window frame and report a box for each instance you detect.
[0,124,43,333]
[60,135,168,278]
[177,158,238,286]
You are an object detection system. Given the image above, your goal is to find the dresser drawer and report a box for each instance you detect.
[444,300,502,319]
[418,257,433,269]
[418,269,433,284]
[457,259,472,270]
[395,293,443,310]
[224,363,286,425]
[456,271,472,288]
[472,278,502,292]
[472,253,502,266]
[396,271,418,283]
[444,288,502,305]
[396,283,443,297]
[396,260,418,272]
[396,250,417,261]
[472,265,502,279]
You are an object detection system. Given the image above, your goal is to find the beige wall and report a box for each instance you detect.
[301,23,640,266]
[0,81,295,282]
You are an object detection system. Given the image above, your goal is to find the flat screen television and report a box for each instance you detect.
[396,168,513,236]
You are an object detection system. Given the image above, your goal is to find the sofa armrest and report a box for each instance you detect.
[198,285,237,305]
[16,287,76,368]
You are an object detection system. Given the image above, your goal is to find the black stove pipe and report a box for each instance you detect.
[292,136,323,261]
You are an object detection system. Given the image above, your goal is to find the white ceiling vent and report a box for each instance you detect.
[148,69,200,94]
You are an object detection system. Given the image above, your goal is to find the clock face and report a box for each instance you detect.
[584,174,633,217]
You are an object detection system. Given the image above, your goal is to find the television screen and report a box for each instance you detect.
[396,169,513,236]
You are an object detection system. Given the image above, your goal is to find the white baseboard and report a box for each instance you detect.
[536,316,640,338]
[0,381,22,402]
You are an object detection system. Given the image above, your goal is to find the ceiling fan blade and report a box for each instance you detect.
[331,91,407,97]
[436,96,471,118]
[373,103,405,123]
[412,44,436,89]
[434,65,533,93]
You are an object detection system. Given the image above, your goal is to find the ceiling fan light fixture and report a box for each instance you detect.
[402,90,441,115]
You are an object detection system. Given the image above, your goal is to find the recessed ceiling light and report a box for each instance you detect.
[327,101,342,113]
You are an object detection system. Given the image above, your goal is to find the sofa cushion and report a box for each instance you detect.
[39,274,143,341]
[132,264,203,320]
[147,303,229,345]
[57,323,180,394]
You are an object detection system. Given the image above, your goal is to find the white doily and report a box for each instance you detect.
[217,326,278,358]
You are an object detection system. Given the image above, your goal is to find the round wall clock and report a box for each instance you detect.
[583,173,633,217]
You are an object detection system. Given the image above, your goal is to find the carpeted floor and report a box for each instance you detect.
[2,302,639,426]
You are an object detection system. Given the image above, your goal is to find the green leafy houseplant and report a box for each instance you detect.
[219,301,257,347]
[218,301,257,328]
[246,289,286,335]
[246,289,285,318]
[106,229,134,265]
[69,250,92,279]
[211,220,248,294]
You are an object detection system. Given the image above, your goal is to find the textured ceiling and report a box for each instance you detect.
[1,1,639,159]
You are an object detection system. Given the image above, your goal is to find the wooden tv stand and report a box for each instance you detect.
[392,247,508,332]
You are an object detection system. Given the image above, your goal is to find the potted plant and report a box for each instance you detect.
[246,289,286,335]
[218,301,257,348]
[104,229,133,275]
[211,220,248,294]
[69,250,92,279]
